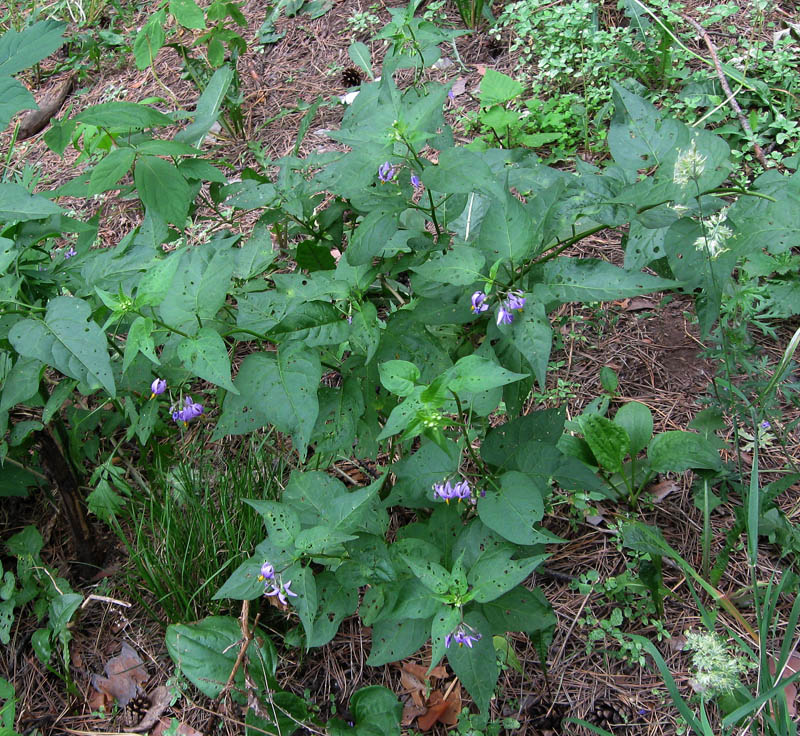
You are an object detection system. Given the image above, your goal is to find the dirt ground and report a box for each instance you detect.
[2,0,800,733]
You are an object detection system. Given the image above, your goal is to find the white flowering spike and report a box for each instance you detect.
[673,139,707,188]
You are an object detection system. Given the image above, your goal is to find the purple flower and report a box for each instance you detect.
[410,174,421,188]
[258,562,275,582]
[266,580,298,606]
[378,162,396,182]
[760,420,771,430]
[172,396,204,425]
[347,315,353,324]
[453,480,472,502]
[446,624,481,648]
[64,246,77,259]
[434,480,457,504]
[150,378,167,398]
[496,305,513,325]
[471,291,489,314]
[448,89,455,101]
[506,291,526,311]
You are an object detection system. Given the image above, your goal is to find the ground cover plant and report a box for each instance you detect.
[1,0,800,734]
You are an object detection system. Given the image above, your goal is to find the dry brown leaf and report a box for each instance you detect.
[769,653,800,718]
[417,694,450,731]
[152,718,203,736]
[439,683,461,725]
[649,478,681,503]
[669,634,687,652]
[475,64,487,76]
[625,297,658,311]
[86,687,112,713]
[450,77,467,97]
[124,686,171,733]
[401,702,428,726]
[90,642,148,707]
[402,662,447,681]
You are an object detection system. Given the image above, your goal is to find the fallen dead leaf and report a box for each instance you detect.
[450,77,467,97]
[649,478,681,503]
[769,653,800,718]
[401,702,428,726]
[626,297,658,311]
[475,64,487,76]
[669,634,687,652]
[90,642,148,707]
[152,718,203,736]
[417,685,461,730]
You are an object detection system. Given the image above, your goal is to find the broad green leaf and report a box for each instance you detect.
[508,299,551,389]
[233,222,275,279]
[399,555,451,595]
[430,605,461,670]
[0,20,65,76]
[647,430,722,472]
[42,379,77,424]
[86,478,127,521]
[346,210,400,266]
[0,182,63,222]
[477,191,534,262]
[348,301,380,364]
[446,612,497,713]
[376,387,425,441]
[480,585,555,635]
[308,571,359,647]
[410,244,484,286]
[213,540,295,600]
[134,155,192,226]
[349,686,402,735]
[386,439,460,508]
[177,327,238,393]
[385,579,439,620]
[9,297,115,397]
[0,356,41,412]
[49,593,82,631]
[479,69,524,105]
[613,401,653,456]
[166,616,277,699]
[88,148,136,195]
[6,525,43,557]
[74,101,173,129]
[31,628,51,664]
[421,147,498,198]
[445,354,528,394]
[123,316,158,372]
[294,526,358,554]
[213,346,321,456]
[478,471,546,545]
[481,408,565,468]
[136,254,182,307]
[244,499,301,545]
[543,257,678,303]
[580,414,630,473]
[312,379,365,457]
[285,565,317,644]
[176,65,233,146]
[170,0,206,28]
[0,77,36,129]
[132,12,166,70]
[366,617,430,666]
[379,360,420,397]
[348,41,372,79]
[468,549,547,603]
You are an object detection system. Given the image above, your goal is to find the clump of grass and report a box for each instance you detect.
[117,439,286,625]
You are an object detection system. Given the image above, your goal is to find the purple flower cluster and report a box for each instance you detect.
[445,623,481,648]
[150,378,167,398]
[471,291,489,314]
[258,561,298,607]
[378,162,396,182]
[433,478,473,504]
[497,291,526,325]
[64,246,77,259]
[172,396,204,425]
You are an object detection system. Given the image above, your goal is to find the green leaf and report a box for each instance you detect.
[176,65,233,146]
[613,401,653,456]
[478,471,546,545]
[0,182,63,222]
[42,379,77,424]
[9,297,115,397]
[87,478,127,521]
[445,354,528,394]
[477,191,534,262]
[647,430,722,472]
[134,155,192,226]
[481,408,565,468]
[295,526,358,554]
[88,148,135,195]
[399,555,451,595]
[132,12,166,69]
[244,499,301,545]
[421,147,497,197]
[123,316,158,372]
[508,299,551,389]
[177,327,238,394]
[580,414,630,473]
[480,585,555,635]
[348,41,373,79]
[430,605,461,670]
[379,360,420,397]
[308,571,359,647]
[166,616,277,699]
[49,593,82,632]
[348,301,380,364]
[312,379,365,458]
[135,254,182,307]
[446,611,497,713]
[233,222,275,279]
[170,0,206,28]
[31,628,51,664]
[0,356,42,412]
[74,101,173,129]
[386,439,460,508]
[366,617,430,666]
[468,549,547,603]
[543,258,679,303]
[287,565,317,644]
[0,76,36,129]
[349,686,402,735]
[479,69,524,105]
[410,244,484,286]
[346,210,400,266]
[6,525,43,557]
[0,20,66,76]
[213,346,321,456]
